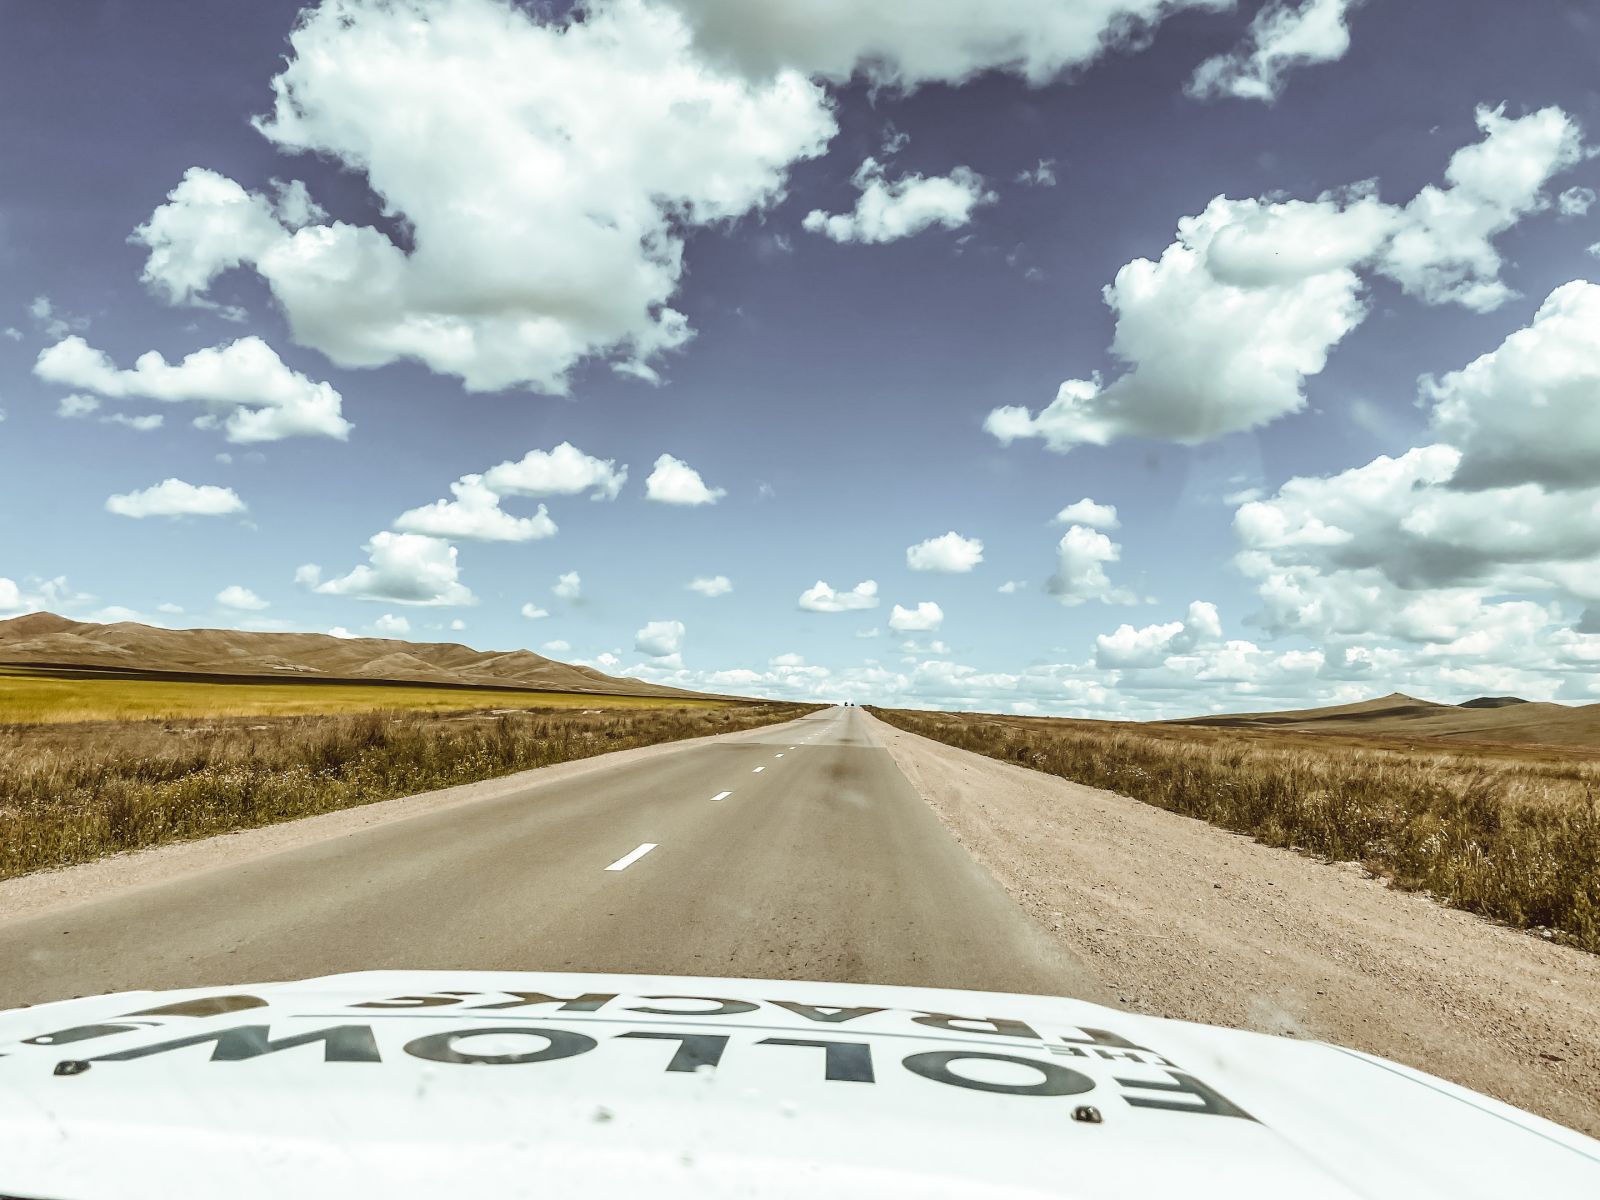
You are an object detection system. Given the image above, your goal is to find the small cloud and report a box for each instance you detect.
[104,412,164,432]
[216,585,269,611]
[1558,186,1596,218]
[687,574,732,597]
[906,531,984,573]
[1015,158,1057,187]
[373,612,410,635]
[645,453,725,506]
[553,571,581,601]
[998,580,1026,594]
[106,479,245,519]
[521,603,550,620]
[798,579,878,612]
[1053,499,1119,529]
[634,619,685,657]
[889,601,944,632]
[541,639,572,655]
[57,393,100,418]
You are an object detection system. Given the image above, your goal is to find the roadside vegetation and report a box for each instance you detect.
[0,665,718,724]
[869,707,1600,953]
[0,702,814,880]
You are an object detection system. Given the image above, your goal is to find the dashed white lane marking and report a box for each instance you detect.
[605,843,657,872]
[753,766,765,774]
[710,791,732,802]
[774,753,784,758]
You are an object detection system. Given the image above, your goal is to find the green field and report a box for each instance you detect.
[0,665,721,725]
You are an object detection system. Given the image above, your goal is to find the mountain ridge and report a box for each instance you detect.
[0,612,714,701]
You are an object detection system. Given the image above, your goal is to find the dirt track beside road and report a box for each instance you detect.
[866,711,1600,1137]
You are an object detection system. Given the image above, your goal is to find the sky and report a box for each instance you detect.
[3,0,1600,717]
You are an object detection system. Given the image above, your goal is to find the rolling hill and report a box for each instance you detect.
[0,612,710,700]
[1169,690,1600,748]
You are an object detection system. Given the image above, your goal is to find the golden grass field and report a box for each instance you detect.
[0,665,723,724]
[870,707,1600,953]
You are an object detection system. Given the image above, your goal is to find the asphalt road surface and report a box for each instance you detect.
[0,707,1107,1009]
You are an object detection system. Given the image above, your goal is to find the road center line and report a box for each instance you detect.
[709,791,732,802]
[774,753,784,758]
[604,843,657,872]
[752,766,765,773]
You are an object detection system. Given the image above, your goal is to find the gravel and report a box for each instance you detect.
[866,711,1600,1137]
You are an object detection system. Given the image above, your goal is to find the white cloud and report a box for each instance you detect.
[687,574,733,596]
[481,442,627,501]
[553,571,582,601]
[35,335,350,442]
[1015,158,1056,187]
[306,532,475,606]
[1424,280,1600,491]
[889,601,944,632]
[103,413,164,432]
[105,479,246,519]
[328,626,356,639]
[57,393,99,418]
[0,578,24,614]
[798,578,879,612]
[29,295,86,340]
[373,613,411,635]
[804,158,994,244]
[157,603,185,615]
[645,453,725,505]
[394,475,558,543]
[520,603,550,620]
[1379,105,1587,312]
[906,531,984,572]
[134,0,835,393]
[1049,525,1136,606]
[1053,498,1119,529]
[635,619,686,657]
[660,0,1231,88]
[986,106,1587,453]
[1188,0,1362,102]
[450,619,466,631]
[1095,601,1221,668]
[216,585,269,611]
[1559,186,1596,218]
[770,652,805,667]
[997,580,1026,593]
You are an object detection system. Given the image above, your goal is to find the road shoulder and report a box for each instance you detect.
[863,711,1600,1137]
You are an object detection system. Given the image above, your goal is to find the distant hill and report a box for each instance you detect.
[0,612,713,701]
[1168,690,1600,749]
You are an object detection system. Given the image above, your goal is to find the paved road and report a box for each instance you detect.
[0,707,1107,1009]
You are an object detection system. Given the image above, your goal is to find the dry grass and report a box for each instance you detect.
[0,702,815,880]
[0,665,719,724]
[869,707,1600,953]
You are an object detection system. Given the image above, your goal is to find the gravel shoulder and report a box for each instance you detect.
[864,710,1600,1137]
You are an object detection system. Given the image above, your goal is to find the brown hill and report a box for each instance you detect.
[0,612,712,700]
[1169,690,1600,749]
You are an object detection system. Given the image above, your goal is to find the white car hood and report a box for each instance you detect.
[0,970,1594,1199]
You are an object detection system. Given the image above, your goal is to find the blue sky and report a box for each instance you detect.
[4,0,1600,715]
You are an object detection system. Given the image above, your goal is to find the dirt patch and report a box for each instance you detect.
[863,711,1600,1138]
